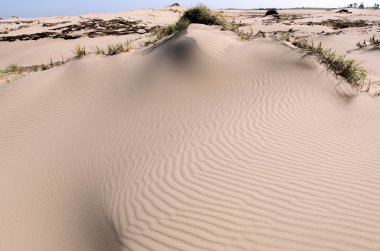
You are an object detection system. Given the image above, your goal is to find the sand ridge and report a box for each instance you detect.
[1,23,380,250]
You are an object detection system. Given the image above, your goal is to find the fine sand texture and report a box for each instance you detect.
[2,12,380,251]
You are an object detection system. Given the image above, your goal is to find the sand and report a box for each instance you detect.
[1,7,380,251]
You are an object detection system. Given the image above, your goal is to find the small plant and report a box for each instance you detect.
[369,35,380,46]
[356,40,367,48]
[93,41,131,56]
[106,43,124,55]
[265,9,280,18]
[40,64,50,71]
[4,64,21,73]
[293,39,368,88]
[73,44,86,58]
[237,28,253,41]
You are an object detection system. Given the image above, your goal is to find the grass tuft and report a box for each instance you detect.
[73,44,86,58]
[369,35,380,46]
[293,39,367,88]
[93,41,131,56]
[4,64,22,73]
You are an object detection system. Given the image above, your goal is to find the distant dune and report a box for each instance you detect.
[1,7,380,251]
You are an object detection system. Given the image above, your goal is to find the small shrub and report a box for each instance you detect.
[356,40,367,48]
[150,5,243,43]
[237,28,253,41]
[265,9,280,18]
[73,44,86,57]
[40,63,51,71]
[4,64,21,73]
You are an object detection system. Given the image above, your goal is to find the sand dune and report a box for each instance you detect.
[1,23,380,250]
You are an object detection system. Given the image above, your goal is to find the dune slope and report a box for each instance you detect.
[1,24,380,251]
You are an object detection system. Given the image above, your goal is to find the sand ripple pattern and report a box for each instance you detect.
[1,28,380,251]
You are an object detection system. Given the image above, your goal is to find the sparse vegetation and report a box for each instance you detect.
[150,5,251,43]
[73,44,86,57]
[356,40,367,48]
[293,39,367,88]
[265,9,280,18]
[93,41,131,55]
[255,30,267,38]
[356,35,380,48]
[369,35,380,46]
[40,64,50,71]
[4,64,22,74]
[0,64,23,84]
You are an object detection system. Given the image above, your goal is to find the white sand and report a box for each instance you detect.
[1,8,380,251]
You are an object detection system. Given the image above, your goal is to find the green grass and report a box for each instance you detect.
[73,44,86,58]
[150,5,250,43]
[293,40,367,88]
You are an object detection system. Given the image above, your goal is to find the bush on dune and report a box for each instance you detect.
[151,5,250,42]
[265,9,280,18]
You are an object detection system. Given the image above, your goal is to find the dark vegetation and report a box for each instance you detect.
[264,9,280,18]
[152,5,252,42]
[0,18,150,42]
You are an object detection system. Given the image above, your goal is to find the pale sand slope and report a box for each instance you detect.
[1,24,380,251]
[227,8,380,83]
[0,8,181,68]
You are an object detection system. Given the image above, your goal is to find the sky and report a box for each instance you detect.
[0,1,378,19]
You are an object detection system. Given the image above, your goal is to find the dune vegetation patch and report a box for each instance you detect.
[0,64,23,83]
[293,40,368,89]
[73,44,87,58]
[265,9,280,18]
[93,41,131,56]
[356,35,380,48]
[151,5,252,43]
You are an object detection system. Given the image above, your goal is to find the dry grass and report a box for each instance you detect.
[369,35,380,46]
[356,35,380,48]
[73,44,86,58]
[293,40,367,88]
[94,41,131,56]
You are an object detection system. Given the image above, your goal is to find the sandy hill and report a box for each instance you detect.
[1,23,380,250]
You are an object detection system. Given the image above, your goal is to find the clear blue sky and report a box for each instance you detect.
[0,1,377,19]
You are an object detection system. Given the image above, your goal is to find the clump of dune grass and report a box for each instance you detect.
[356,35,379,48]
[293,39,367,88]
[93,41,131,56]
[150,5,247,43]
[369,35,380,46]
[4,64,22,74]
[265,9,280,18]
[40,63,50,71]
[356,40,367,48]
[0,64,23,84]
[73,44,86,58]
